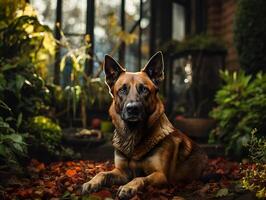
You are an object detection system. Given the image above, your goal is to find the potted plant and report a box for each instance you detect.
[59,13,137,129]
[209,70,266,158]
[163,35,227,140]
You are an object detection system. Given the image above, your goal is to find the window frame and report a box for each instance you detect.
[52,0,148,84]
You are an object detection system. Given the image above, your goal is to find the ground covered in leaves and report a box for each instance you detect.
[2,158,255,200]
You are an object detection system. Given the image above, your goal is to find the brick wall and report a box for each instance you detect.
[206,0,239,70]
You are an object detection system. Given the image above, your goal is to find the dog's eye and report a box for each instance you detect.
[118,84,128,95]
[138,84,149,95]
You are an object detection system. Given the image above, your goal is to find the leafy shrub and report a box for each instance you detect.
[0,0,55,78]
[0,0,55,119]
[246,129,266,163]
[0,60,50,119]
[0,132,26,171]
[27,116,76,161]
[209,71,266,156]
[0,102,27,173]
[29,116,62,145]
[58,29,113,128]
[0,0,52,167]
[0,1,75,168]
[234,0,266,74]
[241,130,266,199]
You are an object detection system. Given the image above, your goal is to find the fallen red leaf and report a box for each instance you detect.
[17,188,33,197]
[66,169,77,177]
[75,166,81,171]
[4,158,253,200]
[36,163,45,172]
[66,161,74,167]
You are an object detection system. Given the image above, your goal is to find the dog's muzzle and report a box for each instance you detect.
[122,101,144,123]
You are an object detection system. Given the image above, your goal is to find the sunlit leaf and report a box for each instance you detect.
[216,188,229,197]
[60,56,66,72]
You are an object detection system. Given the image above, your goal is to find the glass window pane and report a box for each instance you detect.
[124,0,140,71]
[125,27,139,71]
[140,0,151,67]
[125,0,140,31]
[31,0,56,30]
[125,0,151,70]
[60,36,86,86]
[172,3,185,41]
[63,35,86,48]
[62,0,87,34]
[171,57,191,114]
[94,0,120,68]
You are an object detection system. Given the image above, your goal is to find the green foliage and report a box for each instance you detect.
[0,0,54,118]
[247,129,266,163]
[29,116,62,144]
[209,70,266,156]
[215,188,229,198]
[63,78,111,111]
[241,130,266,199]
[242,165,266,199]
[0,59,50,118]
[0,0,56,78]
[234,0,266,74]
[212,71,266,197]
[58,29,113,127]
[0,103,27,173]
[0,132,26,170]
[0,0,74,170]
[162,34,226,54]
[27,116,76,161]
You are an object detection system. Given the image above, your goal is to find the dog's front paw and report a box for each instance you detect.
[82,180,102,194]
[117,185,138,200]
[117,177,144,199]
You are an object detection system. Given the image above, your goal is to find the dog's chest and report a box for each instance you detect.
[115,152,159,179]
[128,159,145,177]
[115,150,145,177]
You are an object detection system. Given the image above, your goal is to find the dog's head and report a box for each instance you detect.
[104,52,164,127]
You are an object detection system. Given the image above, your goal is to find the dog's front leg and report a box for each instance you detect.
[117,171,167,199]
[82,168,128,194]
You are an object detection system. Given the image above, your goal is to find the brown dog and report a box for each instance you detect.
[82,52,208,199]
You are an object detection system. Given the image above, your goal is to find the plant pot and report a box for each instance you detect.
[166,49,226,117]
[174,117,216,139]
[100,120,114,133]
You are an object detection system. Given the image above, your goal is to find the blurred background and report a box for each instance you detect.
[28,0,237,119]
[1,0,266,160]
[1,0,265,157]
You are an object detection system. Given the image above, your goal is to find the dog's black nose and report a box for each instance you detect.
[126,102,141,115]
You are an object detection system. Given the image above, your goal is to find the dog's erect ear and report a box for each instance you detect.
[104,55,126,90]
[141,51,164,86]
